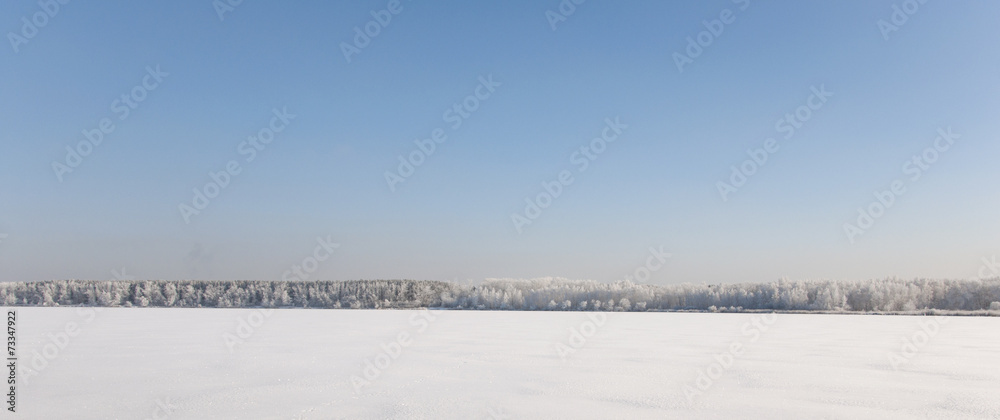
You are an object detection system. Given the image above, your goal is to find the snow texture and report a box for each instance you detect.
[13,308,1000,419]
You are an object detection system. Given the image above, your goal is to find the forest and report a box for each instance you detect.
[2,277,999,313]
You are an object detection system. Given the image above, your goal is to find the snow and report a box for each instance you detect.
[14,308,1000,419]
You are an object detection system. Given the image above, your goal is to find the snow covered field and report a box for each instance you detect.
[12,308,1000,419]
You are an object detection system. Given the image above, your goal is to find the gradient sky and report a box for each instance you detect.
[1,1,998,284]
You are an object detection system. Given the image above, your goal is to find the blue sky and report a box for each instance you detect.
[1,0,998,284]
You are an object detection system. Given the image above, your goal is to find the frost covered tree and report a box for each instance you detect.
[0,277,997,313]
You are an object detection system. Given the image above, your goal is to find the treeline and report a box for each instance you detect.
[1,277,999,313]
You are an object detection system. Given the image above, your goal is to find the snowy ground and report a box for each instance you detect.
[11,308,1000,419]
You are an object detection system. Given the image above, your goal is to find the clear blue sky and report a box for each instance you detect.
[1,1,998,284]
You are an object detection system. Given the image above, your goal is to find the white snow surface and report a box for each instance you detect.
[13,308,1000,419]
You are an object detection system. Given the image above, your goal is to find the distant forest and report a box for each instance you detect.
[2,277,999,313]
